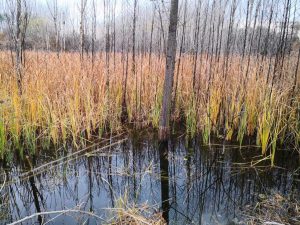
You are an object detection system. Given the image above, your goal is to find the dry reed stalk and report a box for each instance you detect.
[0,51,298,160]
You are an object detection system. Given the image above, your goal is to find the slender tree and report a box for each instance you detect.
[80,0,87,62]
[192,0,202,92]
[132,0,138,118]
[104,0,110,92]
[159,0,179,140]
[148,5,155,69]
[121,1,129,123]
[15,0,22,94]
[47,0,59,57]
[173,0,188,113]
[291,47,300,104]
[5,0,29,93]
[91,0,96,67]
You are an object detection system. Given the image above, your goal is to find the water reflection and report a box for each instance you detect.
[159,140,170,223]
[0,135,299,225]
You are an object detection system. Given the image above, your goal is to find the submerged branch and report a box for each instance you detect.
[7,209,107,225]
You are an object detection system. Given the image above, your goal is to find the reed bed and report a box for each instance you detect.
[0,51,299,162]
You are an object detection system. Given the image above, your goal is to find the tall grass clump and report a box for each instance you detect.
[0,51,298,162]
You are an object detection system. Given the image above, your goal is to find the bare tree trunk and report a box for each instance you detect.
[255,0,265,80]
[192,0,203,92]
[245,0,260,81]
[242,0,251,59]
[16,0,22,95]
[159,0,179,140]
[263,0,274,83]
[80,0,87,62]
[157,2,166,56]
[132,0,138,118]
[121,32,129,124]
[112,0,116,72]
[104,0,110,92]
[121,39,130,123]
[61,12,66,52]
[47,0,59,57]
[120,1,128,123]
[289,45,300,106]
[270,0,290,94]
[20,2,29,67]
[172,0,187,113]
[91,0,96,68]
[206,0,217,99]
[148,6,155,69]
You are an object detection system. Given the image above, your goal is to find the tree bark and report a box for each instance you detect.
[159,0,179,140]
[173,0,187,113]
[132,0,137,117]
[91,0,96,68]
[104,0,110,92]
[16,0,22,95]
[80,0,87,62]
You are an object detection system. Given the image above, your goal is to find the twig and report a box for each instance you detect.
[263,222,284,225]
[19,135,127,179]
[7,209,106,225]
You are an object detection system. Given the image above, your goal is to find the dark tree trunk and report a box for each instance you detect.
[91,0,96,68]
[104,0,110,93]
[121,9,129,123]
[159,0,179,140]
[291,47,300,105]
[132,0,138,117]
[16,0,22,95]
[172,0,187,113]
[192,1,202,92]
[80,0,87,62]
[148,7,155,69]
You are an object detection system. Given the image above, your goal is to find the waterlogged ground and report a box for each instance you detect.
[0,133,299,225]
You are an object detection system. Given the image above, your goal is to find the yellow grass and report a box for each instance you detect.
[0,51,299,159]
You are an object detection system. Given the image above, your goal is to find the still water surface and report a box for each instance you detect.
[0,134,299,225]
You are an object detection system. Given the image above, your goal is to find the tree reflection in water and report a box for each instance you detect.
[159,140,170,223]
[0,134,299,225]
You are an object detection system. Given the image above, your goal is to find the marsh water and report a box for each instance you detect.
[0,133,299,225]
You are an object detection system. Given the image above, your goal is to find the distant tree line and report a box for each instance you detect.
[0,0,299,56]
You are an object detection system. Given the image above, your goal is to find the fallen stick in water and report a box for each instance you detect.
[7,209,107,225]
[3,135,127,187]
[20,135,127,178]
